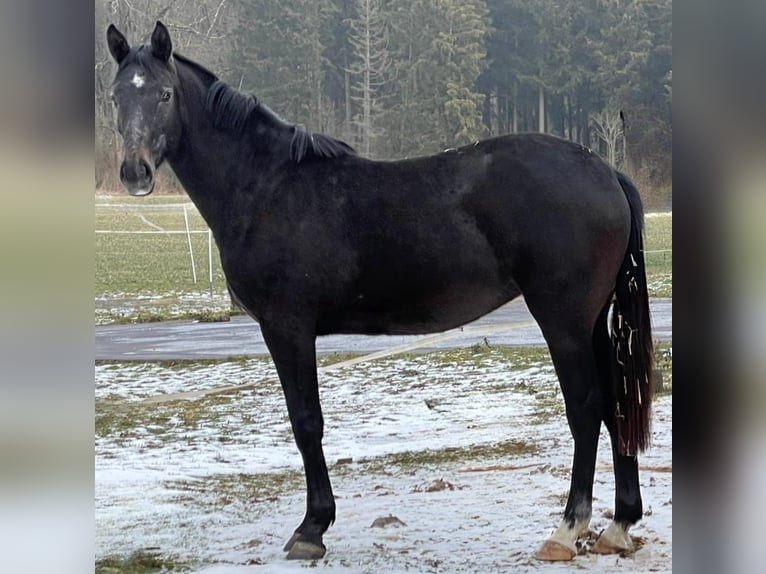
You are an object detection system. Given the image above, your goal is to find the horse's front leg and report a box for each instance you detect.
[261,320,334,560]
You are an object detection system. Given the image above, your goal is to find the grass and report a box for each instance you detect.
[155,438,538,522]
[95,194,232,325]
[94,196,228,295]
[164,471,305,513]
[95,195,671,323]
[414,344,553,368]
[95,549,192,573]
[644,212,673,297]
[653,341,673,394]
[353,439,539,475]
[95,343,671,444]
[95,391,245,442]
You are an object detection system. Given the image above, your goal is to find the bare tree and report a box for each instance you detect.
[590,108,624,167]
[346,0,391,157]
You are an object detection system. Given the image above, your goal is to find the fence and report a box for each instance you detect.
[644,248,672,269]
[96,200,671,299]
[95,201,226,299]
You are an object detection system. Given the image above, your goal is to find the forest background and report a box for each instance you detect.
[95,0,671,208]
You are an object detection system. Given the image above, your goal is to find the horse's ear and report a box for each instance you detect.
[151,21,173,62]
[107,24,130,65]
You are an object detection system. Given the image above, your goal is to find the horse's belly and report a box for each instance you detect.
[318,283,519,336]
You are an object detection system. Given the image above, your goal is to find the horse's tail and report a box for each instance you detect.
[610,172,654,456]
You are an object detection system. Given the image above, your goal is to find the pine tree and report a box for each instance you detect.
[231,0,334,128]
[434,0,490,145]
[386,0,441,156]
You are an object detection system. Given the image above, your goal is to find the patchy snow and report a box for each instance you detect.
[95,291,232,325]
[647,274,673,296]
[96,351,672,573]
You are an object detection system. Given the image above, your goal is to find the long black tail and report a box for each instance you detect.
[611,172,654,456]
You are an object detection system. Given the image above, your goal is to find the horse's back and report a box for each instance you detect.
[312,134,631,334]
[226,133,632,334]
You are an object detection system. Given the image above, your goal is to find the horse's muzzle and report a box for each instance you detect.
[120,156,155,196]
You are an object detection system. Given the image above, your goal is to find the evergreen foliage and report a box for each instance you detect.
[96,0,671,201]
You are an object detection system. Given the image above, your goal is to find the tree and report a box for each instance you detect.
[591,109,624,167]
[434,0,490,145]
[94,0,671,200]
[230,0,335,129]
[386,0,444,156]
[345,0,391,157]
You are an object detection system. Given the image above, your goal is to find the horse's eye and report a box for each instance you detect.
[161,89,173,102]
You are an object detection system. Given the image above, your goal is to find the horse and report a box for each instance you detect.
[107,21,654,562]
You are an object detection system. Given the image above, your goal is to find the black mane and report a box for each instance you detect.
[204,80,355,163]
[205,80,257,133]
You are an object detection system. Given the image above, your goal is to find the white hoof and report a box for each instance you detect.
[535,514,590,561]
[535,539,576,561]
[592,521,634,554]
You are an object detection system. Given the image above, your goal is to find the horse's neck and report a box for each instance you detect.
[167,136,223,222]
[168,66,292,240]
[167,103,278,243]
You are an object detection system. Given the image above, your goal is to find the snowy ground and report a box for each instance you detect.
[95,348,672,573]
[95,291,232,325]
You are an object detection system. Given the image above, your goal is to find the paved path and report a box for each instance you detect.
[95,299,671,361]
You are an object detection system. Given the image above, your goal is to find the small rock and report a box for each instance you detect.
[425,478,454,492]
[370,515,407,528]
[335,457,353,465]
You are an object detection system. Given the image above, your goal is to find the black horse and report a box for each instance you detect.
[107,22,654,562]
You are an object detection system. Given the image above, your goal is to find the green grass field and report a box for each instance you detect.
[95,195,227,295]
[95,195,671,323]
[644,212,673,296]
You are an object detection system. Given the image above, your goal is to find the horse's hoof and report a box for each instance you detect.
[591,522,634,555]
[285,540,326,560]
[283,532,300,552]
[591,536,632,554]
[534,540,576,561]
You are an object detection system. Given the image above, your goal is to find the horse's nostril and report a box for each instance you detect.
[139,158,153,181]
[120,158,154,185]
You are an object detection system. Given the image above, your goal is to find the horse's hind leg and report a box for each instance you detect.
[527,299,606,561]
[591,307,643,554]
[260,320,335,560]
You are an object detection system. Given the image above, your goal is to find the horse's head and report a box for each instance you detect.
[107,22,182,196]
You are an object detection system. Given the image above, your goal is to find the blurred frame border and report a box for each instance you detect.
[675,1,766,573]
[2,0,765,572]
[0,0,95,573]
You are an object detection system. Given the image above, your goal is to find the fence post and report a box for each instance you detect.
[208,229,214,298]
[183,206,197,283]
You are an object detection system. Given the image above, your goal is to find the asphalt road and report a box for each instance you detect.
[95,298,671,361]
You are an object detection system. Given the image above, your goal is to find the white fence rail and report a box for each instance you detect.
[96,203,670,300]
[96,202,216,296]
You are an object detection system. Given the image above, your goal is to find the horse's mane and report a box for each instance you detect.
[205,80,256,132]
[202,79,355,163]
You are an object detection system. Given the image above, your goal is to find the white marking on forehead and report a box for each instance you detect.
[131,73,145,88]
